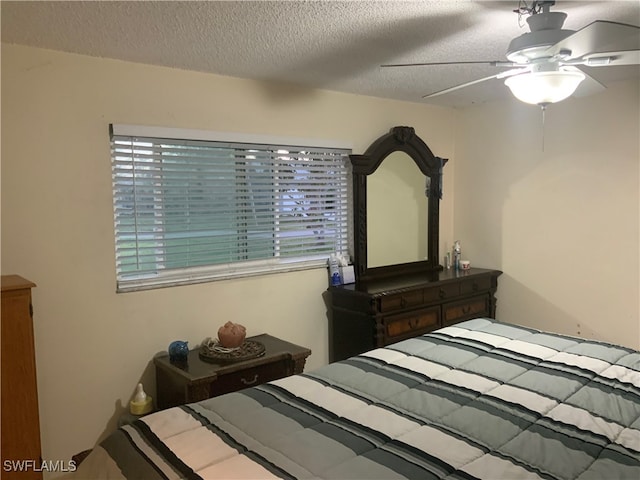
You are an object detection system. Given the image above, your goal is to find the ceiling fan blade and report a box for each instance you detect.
[546,21,640,61]
[580,50,640,67]
[422,67,529,99]
[562,66,606,97]
[382,60,518,68]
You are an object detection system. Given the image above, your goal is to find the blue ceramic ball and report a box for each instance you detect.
[168,340,189,363]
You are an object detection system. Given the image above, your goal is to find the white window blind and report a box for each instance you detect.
[110,125,352,292]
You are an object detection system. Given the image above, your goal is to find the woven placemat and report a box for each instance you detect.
[199,340,266,364]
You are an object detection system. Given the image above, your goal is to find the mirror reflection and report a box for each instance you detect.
[367,151,428,268]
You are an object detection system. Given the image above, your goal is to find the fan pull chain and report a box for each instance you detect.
[540,103,547,152]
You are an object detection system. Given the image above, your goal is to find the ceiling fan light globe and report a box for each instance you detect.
[504,70,586,105]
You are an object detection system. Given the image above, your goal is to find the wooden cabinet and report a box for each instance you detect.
[328,268,501,362]
[1,275,42,480]
[154,334,311,409]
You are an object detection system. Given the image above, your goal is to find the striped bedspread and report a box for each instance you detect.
[76,318,640,479]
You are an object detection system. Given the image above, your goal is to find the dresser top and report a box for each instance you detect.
[331,267,502,297]
[1,275,36,292]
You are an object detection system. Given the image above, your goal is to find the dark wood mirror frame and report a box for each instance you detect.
[351,126,448,282]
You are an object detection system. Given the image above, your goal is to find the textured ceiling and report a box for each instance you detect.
[2,1,639,108]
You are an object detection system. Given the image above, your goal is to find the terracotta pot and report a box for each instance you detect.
[217,322,246,348]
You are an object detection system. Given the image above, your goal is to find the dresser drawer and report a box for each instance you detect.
[384,307,440,341]
[379,289,424,313]
[212,360,289,397]
[443,295,489,326]
[423,283,460,303]
[459,276,492,295]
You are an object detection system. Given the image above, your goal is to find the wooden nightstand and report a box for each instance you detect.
[154,334,311,409]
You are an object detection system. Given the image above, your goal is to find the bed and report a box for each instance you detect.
[75,318,640,479]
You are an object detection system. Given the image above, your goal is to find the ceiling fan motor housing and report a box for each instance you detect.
[506,12,575,63]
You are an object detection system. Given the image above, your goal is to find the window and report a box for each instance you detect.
[110,125,352,292]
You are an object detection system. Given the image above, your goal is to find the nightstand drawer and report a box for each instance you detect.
[384,307,440,341]
[212,360,289,396]
[379,289,424,312]
[443,295,489,326]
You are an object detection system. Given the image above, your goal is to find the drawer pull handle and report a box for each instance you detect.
[472,282,479,292]
[462,305,471,314]
[400,297,407,308]
[241,374,259,385]
[439,289,446,299]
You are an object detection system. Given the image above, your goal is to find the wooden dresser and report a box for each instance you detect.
[1,275,42,480]
[328,268,501,362]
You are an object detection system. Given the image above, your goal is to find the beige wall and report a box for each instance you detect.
[454,79,639,348]
[1,44,456,472]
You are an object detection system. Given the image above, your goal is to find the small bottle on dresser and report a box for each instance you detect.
[453,240,461,271]
[328,253,342,286]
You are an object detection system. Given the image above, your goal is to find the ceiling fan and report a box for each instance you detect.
[382,0,640,107]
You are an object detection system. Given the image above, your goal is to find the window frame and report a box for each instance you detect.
[110,124,353,292]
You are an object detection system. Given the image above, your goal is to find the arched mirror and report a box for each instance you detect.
[351,126,447,281]
[367,151,428,268]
